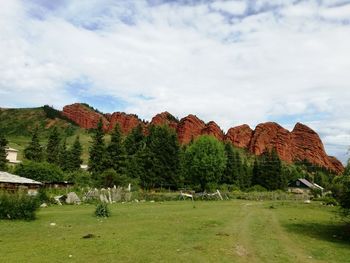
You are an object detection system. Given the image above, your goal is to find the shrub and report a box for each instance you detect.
[247,185,267,192]
[321,197,338,206]
[65,170,92,187]
[0,192,40,220]
[95,202,110,217]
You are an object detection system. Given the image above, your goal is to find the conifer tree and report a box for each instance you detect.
[46,127,61,164]
[141,125,180,189]
[222,143,236,185]
[58,139,68,171]
[124,124,146,180]
[252,150,285,190]
[124,124,145,155]
[0,132,8,171]
[106,123,125,174]
[24,127,43,162]
[88,119,106,174]
[252,158,262,187]
[69,136,83,171]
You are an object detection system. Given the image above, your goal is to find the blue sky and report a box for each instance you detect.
[0,0,350,162]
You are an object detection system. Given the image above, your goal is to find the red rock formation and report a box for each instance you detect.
[225,124,253,148]
[328,156,345,174]
[291,123,344,174]
[61,103,344,174]
[150,112,178,130]
[177,114,206,144]
[62,103,108,130]
[201,121,225,141]
[249,122,294,162]
[107,112,142,134]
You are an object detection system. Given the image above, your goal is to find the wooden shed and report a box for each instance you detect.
[288,178,324,195]
[0,171,42,195]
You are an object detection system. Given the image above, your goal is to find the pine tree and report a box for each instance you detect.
[106,124,125,174]
[46,127,61,164]
[141,125,180,189]
[124,124,145,155]
[58,139,68,171]
[252,158,262,187]
[69,136,83,171]
[234,152,244,187]
[24,127,43,162]
[0,132,8,170]
[88,119,106,174]
[222,143,235,185]
[124,124,146,180]
[252,150,285,190]
[240,160,252,189]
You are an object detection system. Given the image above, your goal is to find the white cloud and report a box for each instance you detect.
[0,0,350,162]
[211,0,246,15]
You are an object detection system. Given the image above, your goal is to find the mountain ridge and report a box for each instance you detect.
[61,103,344,174]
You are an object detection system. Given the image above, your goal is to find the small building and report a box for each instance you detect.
[0,171,42,195]
[288,178,324,195]
[5,147,21,164]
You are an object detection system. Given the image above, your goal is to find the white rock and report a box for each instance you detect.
[40,203,48,208]
[66,192,81,205]
[50,223,56,226]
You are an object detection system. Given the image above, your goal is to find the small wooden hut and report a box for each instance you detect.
[0,171,42,195]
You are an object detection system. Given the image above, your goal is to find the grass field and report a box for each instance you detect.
[0,200,349,263]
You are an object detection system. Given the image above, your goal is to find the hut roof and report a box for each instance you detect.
[298,178,315,188]
[0,171,42,185]
[5,147,18,152]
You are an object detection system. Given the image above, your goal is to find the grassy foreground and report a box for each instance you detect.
[0,200,349,263]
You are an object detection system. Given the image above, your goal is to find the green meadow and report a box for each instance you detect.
[0,200,349,263]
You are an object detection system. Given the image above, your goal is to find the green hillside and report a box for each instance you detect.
[0,106,97,163]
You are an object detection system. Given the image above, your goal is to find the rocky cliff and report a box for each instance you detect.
[62,103,344,174]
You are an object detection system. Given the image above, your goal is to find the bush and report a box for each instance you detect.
[65,170,92,187]
[314,196,338,206]
[247,185,267,192]
[95,202,110,217]
[0,192,40,220]
[98,169,138,188]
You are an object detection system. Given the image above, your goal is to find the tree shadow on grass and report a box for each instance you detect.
[283,222,350,245]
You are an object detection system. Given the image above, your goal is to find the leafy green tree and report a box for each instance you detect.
[140,125,180,189]
[344,159,350,176]
[336,176,350,222]
[89,119,106,174]
[24,127,43,162]
[15,161,64,182]
[99,168,137,188]
[0,132,8,170]
[183,136,227,191]
[106,124,125,174]
[46,127,61,164]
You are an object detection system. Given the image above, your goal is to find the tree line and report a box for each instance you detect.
[0,121,347,193]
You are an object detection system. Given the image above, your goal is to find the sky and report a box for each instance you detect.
[0,0,350,163]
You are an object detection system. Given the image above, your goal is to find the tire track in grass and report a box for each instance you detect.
[267,207,327,263]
